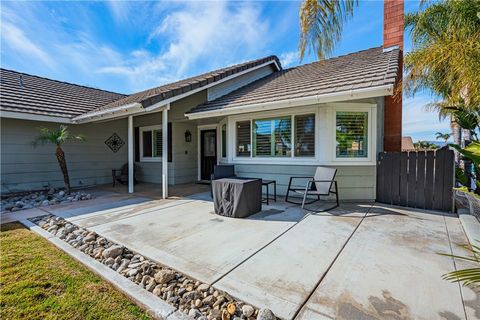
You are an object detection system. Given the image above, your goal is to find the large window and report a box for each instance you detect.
[253,117,291,157]
[140,126,162,161]
[336,111,368,158]
[235,113,315,158]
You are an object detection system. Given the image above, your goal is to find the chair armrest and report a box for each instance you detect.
[289,176,314,180]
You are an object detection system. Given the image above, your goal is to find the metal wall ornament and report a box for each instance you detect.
[185,130,192,142]
[105,133,125,153]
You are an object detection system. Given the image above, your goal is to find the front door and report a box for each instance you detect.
[200,129,217,181]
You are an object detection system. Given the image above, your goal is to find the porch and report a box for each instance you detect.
[13,187,476,320]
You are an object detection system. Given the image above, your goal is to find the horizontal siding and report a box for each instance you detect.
[1,118,129,193]
[234,164,376,200]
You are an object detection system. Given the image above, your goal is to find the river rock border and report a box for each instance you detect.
[29,215,276,320]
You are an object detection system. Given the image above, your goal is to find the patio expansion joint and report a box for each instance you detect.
[209,210,314,287]
[442,215,469,320]
[290,203,373,320]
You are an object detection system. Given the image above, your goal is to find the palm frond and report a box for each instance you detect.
[299,0,358,60]
[440,240,480,289]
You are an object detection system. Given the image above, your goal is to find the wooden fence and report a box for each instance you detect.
[376,147,455,212]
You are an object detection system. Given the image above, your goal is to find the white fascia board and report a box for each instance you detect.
[72,103,143,123]
[74,60,280,123]
[185,85,393,119]
[0,110,72,123]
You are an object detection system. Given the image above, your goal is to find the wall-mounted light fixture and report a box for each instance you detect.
[184,130,192,142]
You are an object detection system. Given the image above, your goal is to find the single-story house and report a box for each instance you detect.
[0,1,403,201]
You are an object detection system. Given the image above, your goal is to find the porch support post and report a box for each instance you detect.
[162,106,169,199]
[128,115,134,193]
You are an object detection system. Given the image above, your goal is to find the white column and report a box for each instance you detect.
[128,115,134,193]
[162,108,168,199]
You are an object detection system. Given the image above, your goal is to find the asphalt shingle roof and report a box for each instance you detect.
[187,47,401,115]
[0,69,126,119]
[81,55,281,117]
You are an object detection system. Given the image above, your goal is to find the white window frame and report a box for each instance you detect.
[139,125,163,162]
[226,103,377,166]
[219,119,228,160]
[328,103,376,164]
[228,106,319,164]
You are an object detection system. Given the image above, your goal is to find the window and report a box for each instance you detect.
[236,121,251,157]
[221,123,227,158]
[140,126,162,161]
[336,111,368,158]
[253,117,291,157]
[294,114,315,157]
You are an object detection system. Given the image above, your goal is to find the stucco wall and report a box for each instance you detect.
[1,117,128,193]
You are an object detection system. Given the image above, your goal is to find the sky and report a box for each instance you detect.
[0,0,450,142]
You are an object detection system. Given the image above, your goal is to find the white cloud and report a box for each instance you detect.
[99,2,271,90]
[279,51,299,68]
[1,19,54,68]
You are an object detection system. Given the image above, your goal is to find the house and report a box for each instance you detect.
[0,1,403,200]
[402,136,416,151]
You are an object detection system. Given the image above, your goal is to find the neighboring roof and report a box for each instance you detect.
[402,136,415,151]
[79,55,281,119]
[187,47,401,115]
[0,68,126,119]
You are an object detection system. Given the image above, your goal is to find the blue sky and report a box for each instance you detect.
[0,0,449,141]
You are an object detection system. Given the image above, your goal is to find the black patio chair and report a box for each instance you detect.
[112,163,139,187]
[285,167,339,212]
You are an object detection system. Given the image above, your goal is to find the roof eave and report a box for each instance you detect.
[185,84,393,120]
[73,59,281,123]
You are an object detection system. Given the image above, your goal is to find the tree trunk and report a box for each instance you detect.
[451,117,462,164]
[56,146,70,192]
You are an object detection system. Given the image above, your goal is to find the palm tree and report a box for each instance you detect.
[299,0,358,60]
[435,132,451,144]
[33,125,85,192]
[404,0,480,110]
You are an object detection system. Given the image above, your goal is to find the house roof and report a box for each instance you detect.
[402,136,415,151]
[187,47,401,115]
[0,68,126,119]
[78,55,281,119]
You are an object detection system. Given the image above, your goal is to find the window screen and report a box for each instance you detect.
[221,124,227,158]
[142,131,152,157]
[294,114,315,157]
[153,129,162,157]
[336,112,368,158]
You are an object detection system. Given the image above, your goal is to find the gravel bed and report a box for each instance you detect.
[1,188,93,213]
[29,215,277,320]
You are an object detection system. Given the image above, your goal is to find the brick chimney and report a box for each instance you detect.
[383,0,403,152]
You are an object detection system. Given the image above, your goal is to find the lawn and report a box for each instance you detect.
[0,222,151,320]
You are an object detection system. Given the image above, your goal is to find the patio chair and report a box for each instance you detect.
[285,167,339,211]
[112,163,139,187]
[211,164,236,181]
[210,164,236,196]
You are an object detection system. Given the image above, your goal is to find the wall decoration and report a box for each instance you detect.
[105,133,125,153]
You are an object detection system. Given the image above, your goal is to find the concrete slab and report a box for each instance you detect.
[444,214,480,320]
[1,207,49,224]
[77,199,303,284]
[215,204,370,319]
[296,204,467,320]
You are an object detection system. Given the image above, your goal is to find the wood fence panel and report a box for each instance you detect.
[425,151,435,209]
[407,152,417,207]
[433,148,446,211]
[376,148,454,212]
[399,152,409,206]
[415,152,426,209]
[441,149,454,212]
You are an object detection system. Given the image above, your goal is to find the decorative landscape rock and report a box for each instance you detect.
[1,189,93,213]
[29,214,277,320]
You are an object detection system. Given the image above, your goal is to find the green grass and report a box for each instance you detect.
[0,222,151,320]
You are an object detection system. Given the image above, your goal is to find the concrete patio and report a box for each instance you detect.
[3,188,478,320]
